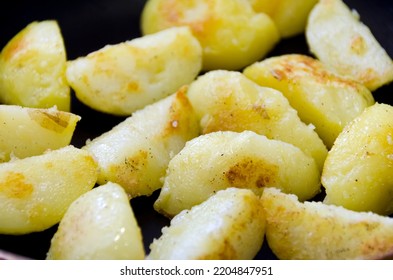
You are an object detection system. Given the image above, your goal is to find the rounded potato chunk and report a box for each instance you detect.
[154,130,321,217]
[322,103,393,215]
[83,88,199,198]
[244,54,374,148]
[0,146,98,235]
[306,0,393,90]
[66,26,202,116]
[0,20,70,111]
[46,182,145,260]
[262,187,393,259]
[0,105,80,162]
[148,188,265,260]
[187,70,327,171]
[141,0,280,71]
[248,0,318,38]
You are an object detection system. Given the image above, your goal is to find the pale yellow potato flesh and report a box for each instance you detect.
[243,54,375,148]
[262,187,393,259]
[322,103,393,215]
[154,130,321,218]
[0,20,70,111]
[148,188,265,260]
[248,0,318,38]
[187,70,327,171]
[46,182,145,260]
[141,0,280,71]
[0,105,80,162]
[66,26,202,116]
[83,88,199,198]
[0,146,98,235]
[306,0,393,91]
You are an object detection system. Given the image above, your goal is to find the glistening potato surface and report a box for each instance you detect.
[0,146,98,235]
[0,21,70,111]
[154,130,321,217]
[47,182,145,260]
[148,188,265,260]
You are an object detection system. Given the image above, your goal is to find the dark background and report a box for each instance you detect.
[0,0,392,260]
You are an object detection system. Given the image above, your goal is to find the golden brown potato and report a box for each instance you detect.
[66,26,202,116]
[0,105,80,162]
[83,87,199,198]
[47,182,145,260]
[0,146,98,235]
[322,103,393,215]
[261,187,393,259]
[248,0,318,38]
[148,188,265,260]
[154,130,321,218]
[141,0,280,71]
[306,0,393,90]
[187,70,327,171]
[243,54,375,148]
[0,20,70,111]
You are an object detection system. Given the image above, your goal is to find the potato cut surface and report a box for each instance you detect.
[187,70,327,171]
[149,188,265,260]
[0,20,70,111]
[262,187,393,259]
[141,0,280,71]
[322,103,393,215]
[83,88,199,198]
[306,0,393,90]
[244,54,374,148]
[154,130,321,217]
[47,182,145,260]
[0,146,98,234]
[67,26,202,116]
[248,0,318,38]
[0,105,80,162]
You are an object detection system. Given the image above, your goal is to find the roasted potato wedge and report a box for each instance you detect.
[148,188,265,260]
[154,130,321,218]
[66,26,202,116]
[0,146,98,235]
[243,54,375,148]
[0,20,70,111]
[46,182,145,260]
[262,187,393,259]
[187,70,327,171]
[83,88,199,198]
[141,0,280,71]
[306,0,393,90]
[248,0,318,38]
[0,105,80,162]
[322,103,393,215]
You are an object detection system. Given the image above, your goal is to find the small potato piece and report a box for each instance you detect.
[154,130,321,217]
[0,146,98,235]
[306,0,393,90]
[66,26,202,116]
[141,0,280,71]
[244,54,374,148]
[148,188,265,260]
[248,0,318,38]
[83,88,199,198]
[0,21,70,111]
[262,187,393,259]
[322,103,393,215]
[187,70,327,171]
[46,182,145,260]
[0,105,80,162]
